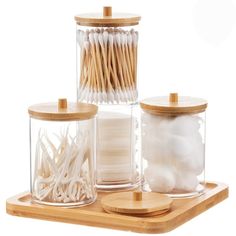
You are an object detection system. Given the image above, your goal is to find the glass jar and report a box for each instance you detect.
[75,6,141,104]
[28,99,98,206]
[140,93,207,197]
[96,103,140,190]
[75,6,141,190]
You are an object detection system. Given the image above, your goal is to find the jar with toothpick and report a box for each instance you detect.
[28,99,98,206]
[75,7,141,191]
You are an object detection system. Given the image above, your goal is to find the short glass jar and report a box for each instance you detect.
[28,99,98,206]
[140,93,207,197]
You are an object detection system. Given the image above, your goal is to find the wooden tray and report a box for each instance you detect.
[6,181,228,234]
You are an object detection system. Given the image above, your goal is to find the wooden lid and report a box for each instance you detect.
[75,6,141,27]
[28,98,98,121]
[101,191,173,216]
[140,93,208,116]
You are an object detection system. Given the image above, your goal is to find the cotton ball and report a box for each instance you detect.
[142,115,170,162]
[188,150,204,175]
[180,137,204,175]
[174,133,205,175]
[168,134,194,161]
[144,164,175,193]
[174,171,199,192]
[142,113,163,127]
[189,134,204,173]
[142,114,171,137]
[142,134,172,163]
[169,115,201,136]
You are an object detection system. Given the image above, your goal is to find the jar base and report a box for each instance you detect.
[31,195,97,208]
[167,183,205,198]
[96,179,140,192]
[142,183,205,199]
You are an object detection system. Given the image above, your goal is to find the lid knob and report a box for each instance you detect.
[169,93,178,103]
[103,6,112,17]
[58,98,67,110]
[133,191,142,201]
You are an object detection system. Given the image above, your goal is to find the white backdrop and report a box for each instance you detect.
[1,0,236,235]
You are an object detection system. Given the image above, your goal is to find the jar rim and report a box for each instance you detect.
[28,100,98,121]
[75,7,141,27]
[140,95,207,115]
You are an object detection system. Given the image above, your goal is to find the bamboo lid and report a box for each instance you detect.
[28,98,98,121]
[140,93,208,116]
[75,6,141,27]
[101,191,173,216]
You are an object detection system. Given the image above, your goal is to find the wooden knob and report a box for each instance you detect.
[133,192,142,201]
[58,98,67,110]
[169,93,178,103]
[103,6,112,17]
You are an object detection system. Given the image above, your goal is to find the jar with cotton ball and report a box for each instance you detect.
[28,99,98,206]
[140,93,207,197]
[75,6,141,104]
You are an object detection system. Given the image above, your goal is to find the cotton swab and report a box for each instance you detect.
[77,28,139,104]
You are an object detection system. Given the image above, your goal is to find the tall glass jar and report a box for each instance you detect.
[28,99,98,206]
[75,7,141,191]
[140,93,207,198]
[75,6,141,104]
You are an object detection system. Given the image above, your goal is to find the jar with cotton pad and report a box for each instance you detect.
[140,93,207,197]
[28,99,98,206]
[75,6,141,104]
[96,103,140,190]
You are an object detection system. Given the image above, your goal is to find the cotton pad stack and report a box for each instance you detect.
[140,93,208,197]
[97,111,137,185]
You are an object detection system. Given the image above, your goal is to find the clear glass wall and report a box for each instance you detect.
[30,118,96,206]
[141,111,206,197]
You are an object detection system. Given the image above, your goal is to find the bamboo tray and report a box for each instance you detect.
[6,181,228,234]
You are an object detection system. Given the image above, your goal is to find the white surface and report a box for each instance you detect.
[0,0,235,235]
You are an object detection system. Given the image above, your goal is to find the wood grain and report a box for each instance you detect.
[101,192,173,215]
[6,182,228,234]
[103,6,112,17]
[140,95,207,116]
[28,102,98,121]
[75,7,141,27]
